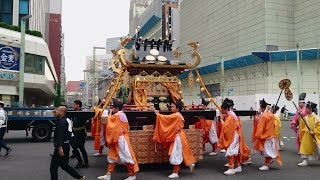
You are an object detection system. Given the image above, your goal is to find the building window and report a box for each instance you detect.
[18,0,29,28]
[0,0,13,25]
[25,53,45,75]
[19,0,29,14]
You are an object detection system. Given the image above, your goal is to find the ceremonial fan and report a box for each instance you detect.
[275,79,291,106]
[282,84,320,155]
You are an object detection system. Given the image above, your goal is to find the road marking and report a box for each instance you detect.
[283,137,291,140]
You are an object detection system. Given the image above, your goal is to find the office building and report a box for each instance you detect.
[179,0,320,113]
[0,27,58,106]
[106,37,121,54]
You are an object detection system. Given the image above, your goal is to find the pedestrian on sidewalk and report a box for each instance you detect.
[0,101,12,157]
[50,106,85,180]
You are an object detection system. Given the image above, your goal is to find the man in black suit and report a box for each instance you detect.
[50,106,85,180]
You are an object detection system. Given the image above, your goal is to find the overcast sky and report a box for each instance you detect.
[62,0,130,81]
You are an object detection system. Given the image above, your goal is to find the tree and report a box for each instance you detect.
[54,83,63,107]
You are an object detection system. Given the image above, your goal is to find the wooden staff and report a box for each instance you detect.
[195,68,222,112]
[93,68,125,150]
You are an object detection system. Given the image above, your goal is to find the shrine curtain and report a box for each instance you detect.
[132,81,148,106]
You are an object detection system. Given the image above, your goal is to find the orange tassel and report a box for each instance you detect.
[94,133,100,150]
[94,117,100,150]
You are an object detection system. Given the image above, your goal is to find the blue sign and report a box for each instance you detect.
[80,81,86,90]
[0,44,20,71]
[0,72,18,81]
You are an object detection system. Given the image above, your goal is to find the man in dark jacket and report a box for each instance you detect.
[50,106,85,180]
[70,100,89,168]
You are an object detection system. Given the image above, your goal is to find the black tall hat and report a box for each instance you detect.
[271,104,280,113]
[175,99,184,111]
[230,99,234,107]
[299,93,306,103]
[201,97,210,106]
[306,101,317,110]
[221,98,233,109]
[259,98,271,108]
[112,98,124,110]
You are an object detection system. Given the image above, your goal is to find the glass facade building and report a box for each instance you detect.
[0,0,13,24]
[0,0,29,28]
[19,0,29,27]
[25,53,45,75]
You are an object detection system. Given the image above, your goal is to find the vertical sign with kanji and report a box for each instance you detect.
[0,44,20,71]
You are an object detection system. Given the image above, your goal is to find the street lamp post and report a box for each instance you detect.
[221,57,225,101]
[18,14,32,107]
[212,56,224,102]
[83,70,90,107]
[92,46,105,106]
[297,44,301,96]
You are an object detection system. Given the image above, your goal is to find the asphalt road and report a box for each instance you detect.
[0,118,319,180]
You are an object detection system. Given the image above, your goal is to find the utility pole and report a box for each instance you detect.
[221,57,225,102]
[83,70,90,107]
[297,44,301,96]
[18,14,32,107]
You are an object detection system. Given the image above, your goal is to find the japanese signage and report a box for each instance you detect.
[0,71,19,81]
[80,80,86,90]
[0,44,20,71]
[6,109,54,117]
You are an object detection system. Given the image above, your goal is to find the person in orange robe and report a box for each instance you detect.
[230,101,252,165]
[195,117,219,156]
[223,100,252,167]
[153,99,196,179]
[91,100,107,156]
[218,98,251,175]
[215,108,226,153]
[98,99,139,180]
[255,99,283,171]
[252,110,264,154]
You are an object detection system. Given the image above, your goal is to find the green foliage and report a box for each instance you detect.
[0,22,10,29]
[0,22,43,38]
[54,83,63,107]
[11,25,21,31]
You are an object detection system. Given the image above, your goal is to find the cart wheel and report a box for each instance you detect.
[32,123,52,142]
